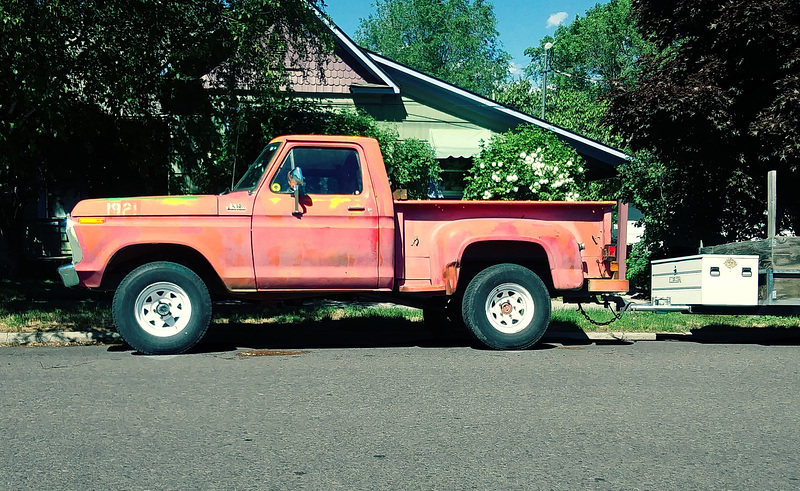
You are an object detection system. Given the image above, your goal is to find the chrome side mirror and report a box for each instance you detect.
[288,167,305,192]
[289,167,305,217]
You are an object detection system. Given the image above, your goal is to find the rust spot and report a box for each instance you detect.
[237,349,309,357]
[443,261,460,295]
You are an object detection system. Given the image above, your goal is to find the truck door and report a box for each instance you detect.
[251,144,381,290]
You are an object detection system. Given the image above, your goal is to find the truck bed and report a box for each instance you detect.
[393,200,619,294]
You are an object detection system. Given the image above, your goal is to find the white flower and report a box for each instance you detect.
[483,190,493,199]
[479,163,485,169]
[513,186,519,192]
[520,152,527,159]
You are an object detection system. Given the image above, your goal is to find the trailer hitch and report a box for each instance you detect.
[576,295,629,327]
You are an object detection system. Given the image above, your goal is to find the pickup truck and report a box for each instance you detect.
[59,134,629,354]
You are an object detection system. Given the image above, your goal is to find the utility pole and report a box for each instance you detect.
[541,42,553,120]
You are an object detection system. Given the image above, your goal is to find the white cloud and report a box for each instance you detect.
[546,12,568,28]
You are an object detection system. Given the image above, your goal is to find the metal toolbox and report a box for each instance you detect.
[651,254,759,306]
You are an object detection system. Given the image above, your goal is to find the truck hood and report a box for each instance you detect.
[71,195,220,217]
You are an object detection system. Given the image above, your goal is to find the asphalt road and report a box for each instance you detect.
[2,334,800,490]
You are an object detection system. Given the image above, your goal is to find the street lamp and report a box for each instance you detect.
[541,42,553,120]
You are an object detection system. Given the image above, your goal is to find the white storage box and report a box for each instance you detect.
[651,254,759,306]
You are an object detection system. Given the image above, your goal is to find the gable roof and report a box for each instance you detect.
[315,17,630,172]
[366,52,629,171]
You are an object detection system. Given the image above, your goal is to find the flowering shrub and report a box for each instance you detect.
[462,125,586,201]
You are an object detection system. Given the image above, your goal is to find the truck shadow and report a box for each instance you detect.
[193,317,483,353]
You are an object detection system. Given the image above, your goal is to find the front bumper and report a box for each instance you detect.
[58,264,80,288]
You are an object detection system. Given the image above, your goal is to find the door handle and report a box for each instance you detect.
[348,206,366,211]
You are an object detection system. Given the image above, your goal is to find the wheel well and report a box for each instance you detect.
[458,241,554,295]
[100,244,227,295]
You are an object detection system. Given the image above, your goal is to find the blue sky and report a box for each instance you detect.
[323,0,604,73]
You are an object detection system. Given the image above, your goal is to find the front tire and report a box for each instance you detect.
[462,263,551,350]
[113,262,212,355]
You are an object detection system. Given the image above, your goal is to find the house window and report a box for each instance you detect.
[437,157,473,199]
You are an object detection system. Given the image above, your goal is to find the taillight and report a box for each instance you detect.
[603,244,617,260]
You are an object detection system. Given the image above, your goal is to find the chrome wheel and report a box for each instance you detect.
[484,282,535,334]
[134,281,193,337]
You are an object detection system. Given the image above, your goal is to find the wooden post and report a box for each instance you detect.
[617,201,628,281]
[768,170,777,240]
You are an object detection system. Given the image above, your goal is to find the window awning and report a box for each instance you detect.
[428,128,493,159]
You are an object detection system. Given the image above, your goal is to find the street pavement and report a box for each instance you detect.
[2,333,800,489]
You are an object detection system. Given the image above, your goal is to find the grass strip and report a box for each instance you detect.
[2,279,800,334]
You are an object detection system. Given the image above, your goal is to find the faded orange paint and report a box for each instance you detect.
[65,135,628,299]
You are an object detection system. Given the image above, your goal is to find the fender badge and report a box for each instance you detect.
[226,203,246,211]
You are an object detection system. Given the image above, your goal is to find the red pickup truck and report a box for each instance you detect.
[59,135,629,354]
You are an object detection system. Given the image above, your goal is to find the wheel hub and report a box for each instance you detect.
[134,281,193,337]
[484,282,535,334]
[155,301,172,317]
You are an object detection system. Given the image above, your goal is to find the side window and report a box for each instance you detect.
[269,147,362,195]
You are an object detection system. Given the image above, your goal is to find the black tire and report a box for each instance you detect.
[112,262,212,355]
[462,263,551,350]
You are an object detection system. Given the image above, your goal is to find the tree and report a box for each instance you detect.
[606,0,800,252]
[507,0,654,146]
[355,0,511,97]
[0,0,329,274]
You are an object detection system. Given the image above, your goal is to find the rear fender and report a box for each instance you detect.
[430,219,584,292]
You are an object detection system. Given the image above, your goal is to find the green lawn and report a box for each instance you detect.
[3,279,800,335]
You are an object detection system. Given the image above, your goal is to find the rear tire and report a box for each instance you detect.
[462,263,550,350]
[113,262,212,355]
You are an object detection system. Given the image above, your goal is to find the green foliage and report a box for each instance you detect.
[462,125,586,201]
[525,0,655,97]
[390,139,441,199]
[0,0,329,273]
[355,0,511,97]
[515,0,653,147]
[607,0,800,250]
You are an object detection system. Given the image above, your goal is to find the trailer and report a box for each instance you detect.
[627,171,800,316]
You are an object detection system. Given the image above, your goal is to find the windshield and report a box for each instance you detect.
[232,142,281,192]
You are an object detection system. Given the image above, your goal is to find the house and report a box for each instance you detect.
[285,15,629,197]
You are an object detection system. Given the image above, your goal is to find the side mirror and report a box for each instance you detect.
[288,167,305,193]
[289,167,305,217]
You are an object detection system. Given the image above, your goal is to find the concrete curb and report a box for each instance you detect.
[0,331,122,345]
[2,329,796,347]
[0,330,662,346]
[543,331,660,342]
